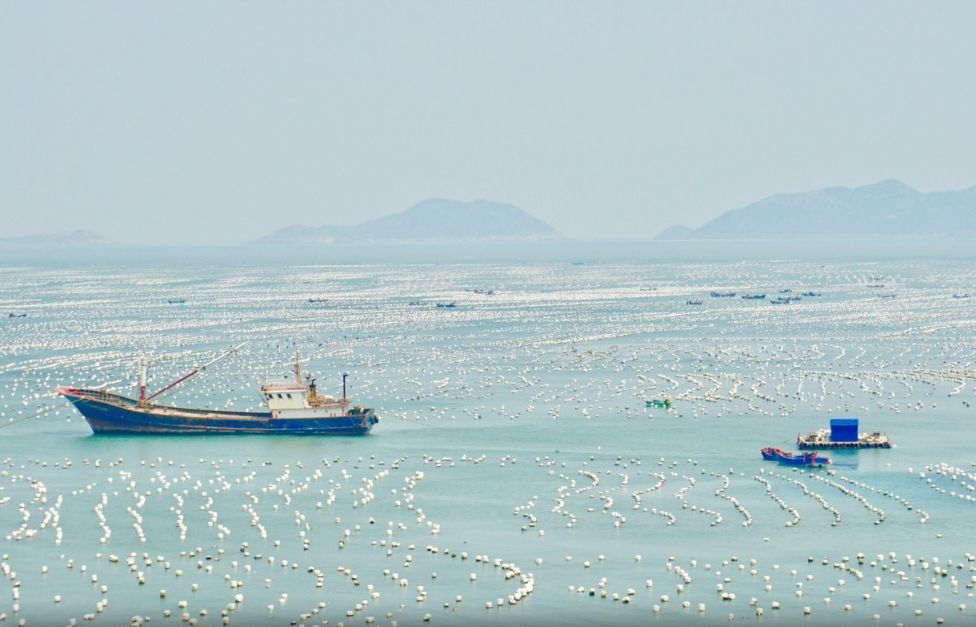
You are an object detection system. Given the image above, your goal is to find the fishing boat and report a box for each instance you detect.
[56,345,379,435]
[710,291,736,298]
[646,397,672,409]
[760,447,830,466]
[741,293,766,300]
[435,302,457,308]
[686,299,703,305]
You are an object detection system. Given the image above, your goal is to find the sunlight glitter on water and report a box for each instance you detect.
[1,254,975,626]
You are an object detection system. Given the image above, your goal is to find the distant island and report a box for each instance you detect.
[256,199,561,244]
[0,229,113,247]
[657,180,976,239]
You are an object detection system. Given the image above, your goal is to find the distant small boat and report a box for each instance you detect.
[8,313,28,318]
[407,301,424,306]
[710,291,736,298]
[472,288,496,295]
[640,286,657,292]
[779,289,793,294]
[953,293,970,299]
[167,299,186,305]
[741,294,765,300]
[686,299,703,306]
[307,298,328,304]
[801,291,821,297]
[646,398,672,409]
[436,302,457,308]
[867,284,885,288]
[877,293,897,299]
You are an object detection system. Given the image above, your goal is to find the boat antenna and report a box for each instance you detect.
[146,341,249,402]
[342,373,348,401]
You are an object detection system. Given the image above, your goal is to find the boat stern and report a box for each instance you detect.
[359,408,380,433]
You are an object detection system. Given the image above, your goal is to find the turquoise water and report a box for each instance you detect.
[1,246,975,626]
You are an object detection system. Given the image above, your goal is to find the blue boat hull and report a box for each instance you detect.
[760,447,828,466]
[63,394,378,436]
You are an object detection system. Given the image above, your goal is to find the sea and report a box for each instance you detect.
[1,240,975,626]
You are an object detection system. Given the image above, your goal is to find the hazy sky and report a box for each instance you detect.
[2,1,974,244]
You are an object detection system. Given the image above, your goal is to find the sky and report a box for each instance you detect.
[2,1,975,245]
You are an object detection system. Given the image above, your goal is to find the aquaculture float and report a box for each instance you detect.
[56,345,379,436]
[760,447,831,466]
[797,418,891,449]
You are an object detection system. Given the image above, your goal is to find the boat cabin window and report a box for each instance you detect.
[286,393,292,399]
[276,393,282,399]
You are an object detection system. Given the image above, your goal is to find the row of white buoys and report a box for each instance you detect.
[920,463,976,503]
[711,471,753,526]
[768,470,841,525]
[754,471,802,526]
[838,473,920,519]
[809,471,885,524]
[4,414,976,626]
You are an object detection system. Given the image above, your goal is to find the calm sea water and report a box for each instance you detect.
[1,243,975,626]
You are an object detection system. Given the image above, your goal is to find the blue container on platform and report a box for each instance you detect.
[830,418,859,443]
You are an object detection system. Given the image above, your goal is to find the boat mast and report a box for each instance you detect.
[145,342,248,402]
[137,356,149,406]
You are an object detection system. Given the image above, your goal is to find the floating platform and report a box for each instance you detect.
[796,428,891,449]
[797,417,891,449]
